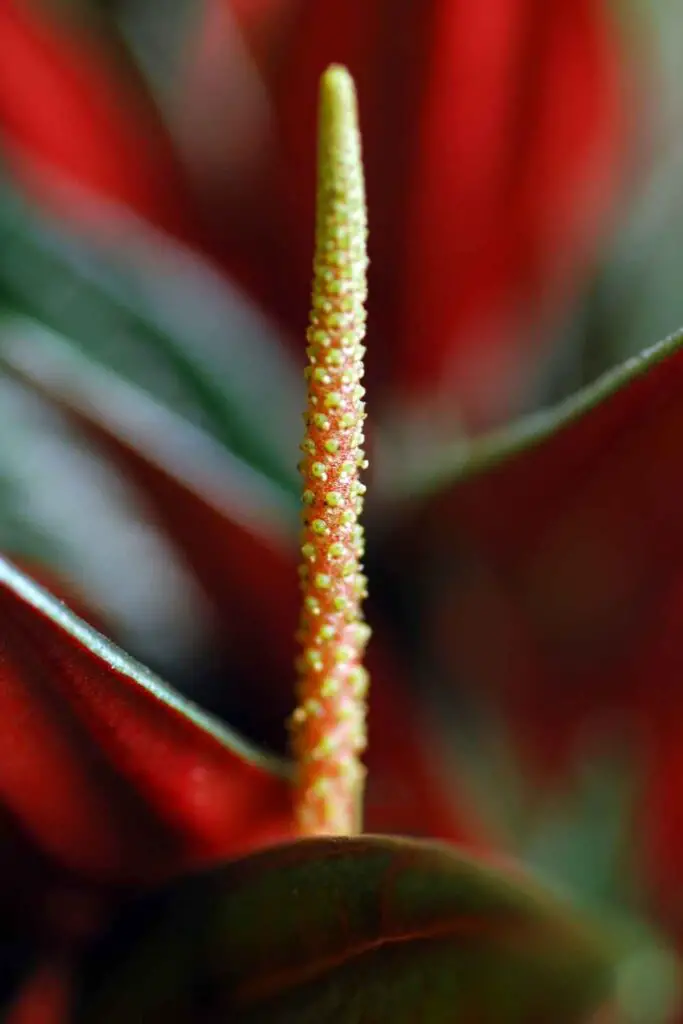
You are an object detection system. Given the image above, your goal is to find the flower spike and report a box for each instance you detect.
[289,65,370,836]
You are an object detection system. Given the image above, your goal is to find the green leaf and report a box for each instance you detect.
[81,835,615,1023]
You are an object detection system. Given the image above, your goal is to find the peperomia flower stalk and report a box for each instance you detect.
[289,65,371,837]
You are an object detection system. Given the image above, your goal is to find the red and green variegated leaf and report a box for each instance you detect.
[398,326,683,930]
[79,835,615,1023]
[0,554,293,887]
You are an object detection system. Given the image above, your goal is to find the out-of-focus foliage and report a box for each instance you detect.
[0,1,682,1022]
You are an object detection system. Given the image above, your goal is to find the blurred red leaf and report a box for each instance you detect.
[0,0,195,239]
[363,648,487,847]
[5,959,71,1024]
[0,555,293,887]
[227,0,301,63]
[211,0,625,422]
[404,329,683,928]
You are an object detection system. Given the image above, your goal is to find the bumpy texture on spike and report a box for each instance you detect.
[289,65,370,836]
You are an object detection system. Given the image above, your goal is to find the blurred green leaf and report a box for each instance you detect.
[0,315,300,665]
[81,834,615,1023]
[18,0,197,126]
[0,182,302,497]
[385,323,683,499]
[533,1,683,395]
[0,359,232,664]
[522,758,636,912]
